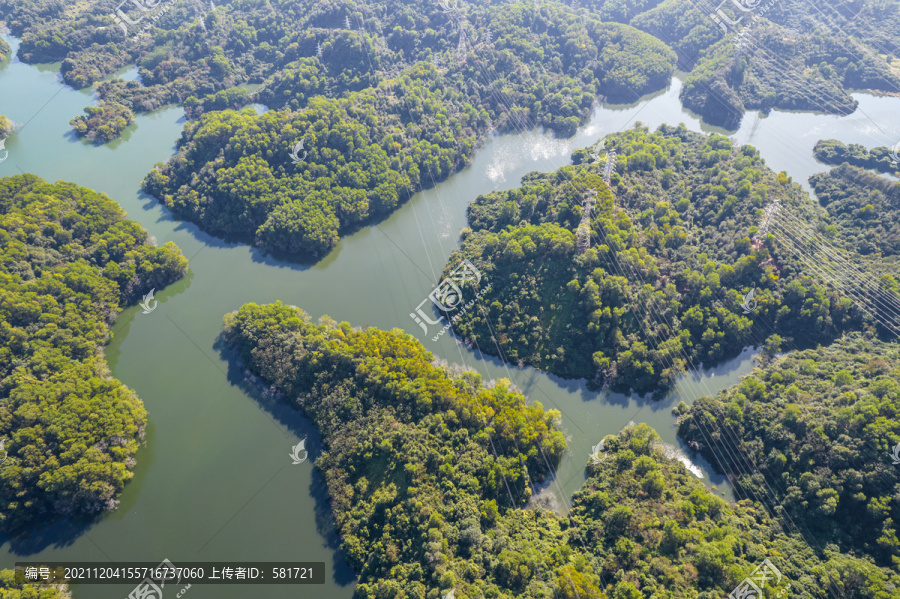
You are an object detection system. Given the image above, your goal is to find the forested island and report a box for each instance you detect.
[433,124,893,392]
[0,175,188,532]
[69,103,135,144]
[224,302,896,598]
[677,333,900,585]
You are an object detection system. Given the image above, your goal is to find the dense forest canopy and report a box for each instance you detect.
[0,175,188,531]
[223,302,896,598]
[808,163,900,260]
[0,569,68,599]
[2,0,676,141]
[69,103,135,144]
[677,20,900,128]
[677,334,900,583]
[434,124,891,393]
[141,11,676,257]
[3,0,897,132]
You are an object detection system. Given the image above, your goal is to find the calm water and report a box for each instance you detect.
[2,34,900,598]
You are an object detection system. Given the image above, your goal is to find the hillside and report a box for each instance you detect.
[677,334,900,576]
[1,0,896,260]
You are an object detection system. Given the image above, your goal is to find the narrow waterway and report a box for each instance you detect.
[1,34,899,599]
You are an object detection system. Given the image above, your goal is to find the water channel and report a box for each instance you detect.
[1,33,899,598]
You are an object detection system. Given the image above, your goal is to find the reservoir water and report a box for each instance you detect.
[2,34,900,598]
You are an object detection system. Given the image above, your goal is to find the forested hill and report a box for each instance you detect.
[437,124,880,393]
[677,333,900,582]
[224,303,893,598]
[141,14,675,257]
[0,175,188,532]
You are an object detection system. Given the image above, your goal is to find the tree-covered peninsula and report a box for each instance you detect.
[223,302,895,597]
[0,115,12,141]
[808,163,900,261]
[677,333,900,585]
[435,124,887,393]
[814,139,900,178]
[0,175,188,532]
